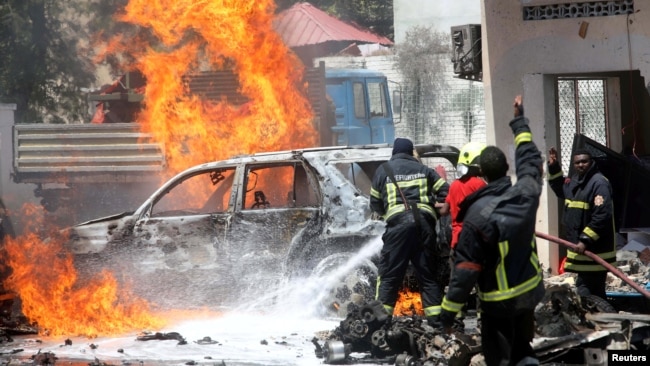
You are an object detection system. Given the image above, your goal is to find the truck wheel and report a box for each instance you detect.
[581,295,617,313]
[310,253,378,318]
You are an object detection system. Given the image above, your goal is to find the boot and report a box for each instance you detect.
[454,310,466,332]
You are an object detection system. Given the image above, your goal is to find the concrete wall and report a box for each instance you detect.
[482,0,649,145]
[393,0,650,272]
[482,0,650,272]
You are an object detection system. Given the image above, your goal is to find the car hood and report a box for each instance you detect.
[65,213,136,254]
[75,212,133,226]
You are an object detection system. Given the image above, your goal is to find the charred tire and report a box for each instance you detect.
[310,253,378,318]
[581,294,617,314]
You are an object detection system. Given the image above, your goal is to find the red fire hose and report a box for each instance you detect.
[535,231,650,300]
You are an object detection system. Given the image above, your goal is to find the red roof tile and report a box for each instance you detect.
[274,2,393,48]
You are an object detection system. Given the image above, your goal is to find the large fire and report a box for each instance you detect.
[104,0,318,174]
[1,0,319,337]
[0,204,165,337]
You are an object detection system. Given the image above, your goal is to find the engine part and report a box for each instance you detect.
[360,300,390,326]
[395,353,417,366]
[323,340,351,364]
[371,329,389,351]
[348,319,369,339]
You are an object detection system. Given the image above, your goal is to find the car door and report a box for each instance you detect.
[365,77,393,144]
[127,166,240,304]
[226,160,321,297]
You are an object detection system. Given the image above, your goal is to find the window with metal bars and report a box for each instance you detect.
[556,78,608,175]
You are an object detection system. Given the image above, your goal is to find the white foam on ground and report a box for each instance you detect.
[0,237,385,365]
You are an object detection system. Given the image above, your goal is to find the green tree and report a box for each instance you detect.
[276,0,393,41]
[0,0,123,124]
[395,26,450,144]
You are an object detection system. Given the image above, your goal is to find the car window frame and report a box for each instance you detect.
[236,159,321,212]
[137,164,242,220]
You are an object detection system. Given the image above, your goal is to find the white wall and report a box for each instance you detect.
[482,0,650,273]
[393,0,648,272]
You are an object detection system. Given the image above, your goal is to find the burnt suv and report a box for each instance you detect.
[64,144,458,313]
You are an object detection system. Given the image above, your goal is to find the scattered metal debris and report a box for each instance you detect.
[314,300,480,365]
[195,336,220,345]
[88,356,111,366]
[136,331,187,345]
[0,347,23,356]
[31,350,56,365]
[314,276,650,366]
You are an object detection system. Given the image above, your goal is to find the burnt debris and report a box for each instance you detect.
[314,300,480,365]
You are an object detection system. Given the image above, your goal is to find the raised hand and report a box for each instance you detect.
[548,147,557,165]
[514,95,523,117]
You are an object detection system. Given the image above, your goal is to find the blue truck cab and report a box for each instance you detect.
[325,68,396,146]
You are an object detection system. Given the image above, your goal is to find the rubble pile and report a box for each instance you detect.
[535,282,591,338]
[542,247,650,314]
[608,249,650,295]
[315,272,650,366]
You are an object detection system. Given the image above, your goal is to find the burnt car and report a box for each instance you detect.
[63,144,458,313]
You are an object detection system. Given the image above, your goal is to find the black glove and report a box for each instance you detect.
[440,309,456,329]
[578,233,594,246]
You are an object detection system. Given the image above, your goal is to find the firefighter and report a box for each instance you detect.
[370,137,450,327]
[442,141,487,252]
[439,140,486,331]
[547,146,616,300]
[440,96,545,366]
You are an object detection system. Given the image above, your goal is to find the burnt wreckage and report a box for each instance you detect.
[3,137,650,364]
[53,144,460,314]
[312,280,650,365]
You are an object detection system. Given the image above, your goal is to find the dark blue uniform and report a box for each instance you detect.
[548,148,616,299]
[370,152,449,322]
[441,116,545,366]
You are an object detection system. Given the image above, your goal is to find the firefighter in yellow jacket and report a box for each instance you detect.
[440,96,545,366]
[370,137,449,327]
[547,145,616,300]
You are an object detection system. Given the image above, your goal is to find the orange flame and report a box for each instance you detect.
[1,0,321,337]
[104,0,317,175]
[393,288,424,317]
[0,204,165,337]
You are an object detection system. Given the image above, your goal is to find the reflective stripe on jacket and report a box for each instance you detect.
[370,153,448,222]
[442,116,545,315]
[547,160,616,272]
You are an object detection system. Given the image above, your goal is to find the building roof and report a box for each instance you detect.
[274,2,393,48]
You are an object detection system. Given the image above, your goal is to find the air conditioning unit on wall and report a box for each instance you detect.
[451,24,482,81]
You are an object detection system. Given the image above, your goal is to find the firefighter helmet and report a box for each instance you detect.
[458,141,486,168]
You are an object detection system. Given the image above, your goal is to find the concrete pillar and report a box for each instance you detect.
[0,103,17,202]
[0,104,40,236]
[522,74,562,274]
